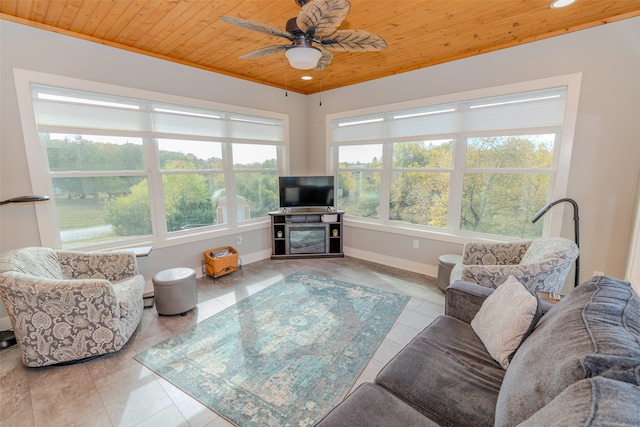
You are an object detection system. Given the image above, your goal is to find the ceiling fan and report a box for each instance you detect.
[221,0,387,71]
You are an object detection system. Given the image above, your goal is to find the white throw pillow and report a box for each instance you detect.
[471,275,541,369]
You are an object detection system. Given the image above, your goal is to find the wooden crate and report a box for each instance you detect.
[202,246,240,279]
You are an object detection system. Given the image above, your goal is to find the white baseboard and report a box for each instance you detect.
[141,249,273,297]
[344,246,438,278]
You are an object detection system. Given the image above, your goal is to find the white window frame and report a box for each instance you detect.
[327,74,582,244]
[14,69,288,250]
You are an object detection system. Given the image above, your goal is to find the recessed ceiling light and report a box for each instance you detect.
[550,0,577,8]
[301,76,313,81]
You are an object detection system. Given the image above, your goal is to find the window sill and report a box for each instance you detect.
[86,219,271,253]
[344,216,524,246]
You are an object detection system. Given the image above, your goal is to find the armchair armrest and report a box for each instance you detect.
[57,250,139,282]
[1,272,118,312]
[444,280,494,324]
[462,241,531,265]
[444,280,556,324]
[0,272,131,367]
[111,275,145,317]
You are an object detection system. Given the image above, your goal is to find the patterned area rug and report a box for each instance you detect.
[134,272,409,427]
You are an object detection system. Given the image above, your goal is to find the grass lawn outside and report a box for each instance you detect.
[55,197,107,230]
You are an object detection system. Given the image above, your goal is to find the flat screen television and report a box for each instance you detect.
[279,176,335,209]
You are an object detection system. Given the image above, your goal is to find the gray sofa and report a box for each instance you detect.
[318,276,640,426]
[0,247,145,367]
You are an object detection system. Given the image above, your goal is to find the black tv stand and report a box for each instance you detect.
[270,209,344,259]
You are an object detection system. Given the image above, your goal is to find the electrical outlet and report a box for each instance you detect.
[593,270,604,277]
[413,239,419,249]
[236,235,243,245]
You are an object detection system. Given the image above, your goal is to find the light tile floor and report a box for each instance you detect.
[1,257,444,427]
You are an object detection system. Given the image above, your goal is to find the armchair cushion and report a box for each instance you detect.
[460,241,532,265]
[0,247,145,367]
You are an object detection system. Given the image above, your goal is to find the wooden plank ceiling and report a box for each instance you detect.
[2,0,639,95]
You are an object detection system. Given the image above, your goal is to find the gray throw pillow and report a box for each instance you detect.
[471,275,541,369]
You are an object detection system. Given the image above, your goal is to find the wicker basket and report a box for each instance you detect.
[202,246,240,279]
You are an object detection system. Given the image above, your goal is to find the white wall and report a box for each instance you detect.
[307,17,640,293]
[1,17,639,325]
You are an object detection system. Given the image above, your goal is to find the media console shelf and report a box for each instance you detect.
[270,209,344,259]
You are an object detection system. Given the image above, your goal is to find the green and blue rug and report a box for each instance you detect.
[135,272,409,426]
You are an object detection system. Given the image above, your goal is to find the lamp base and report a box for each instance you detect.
[0,330,17,349]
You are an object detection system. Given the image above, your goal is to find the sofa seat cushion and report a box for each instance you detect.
[316,382,439,427]
[519,377,640,427]
[376,315,504,427]
[495,276,640,427]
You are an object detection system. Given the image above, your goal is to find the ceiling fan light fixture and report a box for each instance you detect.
[285,46,322,70]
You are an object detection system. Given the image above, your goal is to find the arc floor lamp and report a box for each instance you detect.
[532,198,580,288]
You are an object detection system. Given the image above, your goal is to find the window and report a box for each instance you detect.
[233,143,279,220]
[390,139,452,227]
[460,134,554,236]
[17,76,286,250]
[337,145,382,219]
[330,76,580,240]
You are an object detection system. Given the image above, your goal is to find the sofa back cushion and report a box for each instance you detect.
[0,247,63,280]
[518,377,640,427]
[494,276,640,427]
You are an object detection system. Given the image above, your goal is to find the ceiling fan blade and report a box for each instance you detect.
[314,48,333,71]
[239,45,289,59]
[297,0,351,39]
[321,29,388,52]
[220,16,294,40]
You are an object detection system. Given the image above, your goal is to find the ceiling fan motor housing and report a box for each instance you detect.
[286,17,305,36]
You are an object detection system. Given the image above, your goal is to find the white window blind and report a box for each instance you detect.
[31,84,284,144]
[331,87,567,145]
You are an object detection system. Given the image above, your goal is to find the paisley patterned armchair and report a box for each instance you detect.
[449,237,579,293]
[0,247,145,367]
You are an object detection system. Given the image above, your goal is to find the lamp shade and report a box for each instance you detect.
[285,46,322,70]
[0,195,50,205]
